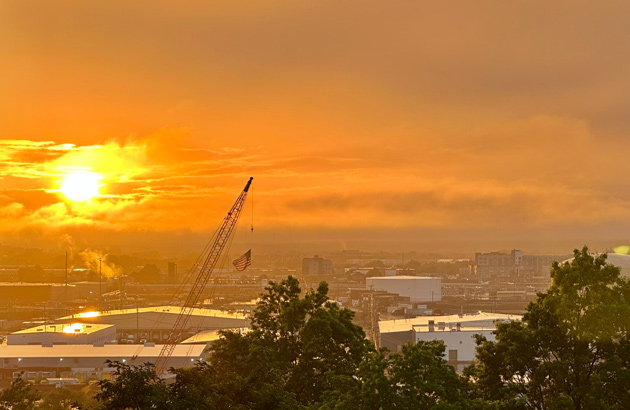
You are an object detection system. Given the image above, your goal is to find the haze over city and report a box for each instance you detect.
[3,1,630,255]
[3,3,630,409]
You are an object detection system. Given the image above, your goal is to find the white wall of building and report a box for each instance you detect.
[378,312,521,354]
[0,344,205,380]
[413,327,495,362]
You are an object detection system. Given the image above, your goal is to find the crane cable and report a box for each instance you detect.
[250,185,254,265]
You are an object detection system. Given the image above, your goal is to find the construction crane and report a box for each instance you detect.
[154,177,253,375]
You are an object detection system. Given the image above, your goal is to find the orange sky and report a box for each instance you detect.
[2,1,630,253]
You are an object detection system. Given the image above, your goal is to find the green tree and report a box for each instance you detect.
[171,276,370,409]
[38,388,98,410]
[0,376,40,410]
[95,361,170,410]
[466,247,630,410]
[318,342,478,410]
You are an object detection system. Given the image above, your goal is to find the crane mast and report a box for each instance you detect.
[154,177,253,375]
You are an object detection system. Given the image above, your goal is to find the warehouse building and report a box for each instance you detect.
[0,343,205,382]
[55,306,249,343]
[7,323,116,346]
[379,312,520,371]
[181,328,250,345]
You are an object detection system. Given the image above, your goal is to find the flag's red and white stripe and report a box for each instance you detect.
[233,249,252,271]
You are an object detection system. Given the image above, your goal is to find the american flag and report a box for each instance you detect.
[233,249,252,271]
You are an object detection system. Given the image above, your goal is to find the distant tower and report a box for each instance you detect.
[302,255,333,276]
[168,262,177,283]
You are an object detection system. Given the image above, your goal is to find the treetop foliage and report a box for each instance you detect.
[467,246,630,410]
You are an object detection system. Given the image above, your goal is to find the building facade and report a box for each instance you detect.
[379,312,521,372]
[302,255,333,276]
[55,306,249,343]
[0,344,205,382]
[475,250,570,280]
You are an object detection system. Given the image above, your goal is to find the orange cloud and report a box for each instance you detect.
[2,1,630,250]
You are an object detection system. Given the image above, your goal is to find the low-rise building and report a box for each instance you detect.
[55,306,249,343]
[8,323,116,346]
[0,344,205,382]
[379,312,521,371]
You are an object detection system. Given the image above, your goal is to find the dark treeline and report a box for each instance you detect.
[2,247,630,410]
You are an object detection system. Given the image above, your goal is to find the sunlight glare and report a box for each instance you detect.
[60,171,101,201]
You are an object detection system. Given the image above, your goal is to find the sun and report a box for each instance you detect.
[60,171,101,201]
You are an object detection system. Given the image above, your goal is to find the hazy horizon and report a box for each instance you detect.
[3,1,630,257]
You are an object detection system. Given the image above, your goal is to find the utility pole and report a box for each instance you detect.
[368,285,380,349]
[65,251,68,303]
[120,273,124,310]
[136,302,139,343]
[98,257,103,312]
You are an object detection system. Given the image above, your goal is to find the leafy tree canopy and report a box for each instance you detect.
[466,246,630,410]
[95,360,170,410]
[318,341,478,410]
[0,377,40,410]
[172,276,370,408]
[38,388,98,410]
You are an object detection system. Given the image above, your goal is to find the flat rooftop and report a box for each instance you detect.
[181,328,250,344]
[368,276,439,280]
[0,282,71,287]
[12,323,113,336]
[412,325,498,333]
[379,312,521,334]
[0,343,204,359]
[58,305,248,321]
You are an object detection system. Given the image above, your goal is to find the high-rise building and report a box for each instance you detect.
[168,262,177,283]
[474,250,569,280]
[302,255,333,276]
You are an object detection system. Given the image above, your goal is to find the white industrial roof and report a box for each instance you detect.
[0,344,204,359]
[181,328,250,344]
[0,282,70,287]
[58,305,248,321]
[412,325,498,333]
[559,253,630,278]
[367,276,440,280]
[12,323,113,336]
[379,312,521,334]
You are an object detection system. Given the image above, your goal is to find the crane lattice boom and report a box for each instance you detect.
[154,177,253,375]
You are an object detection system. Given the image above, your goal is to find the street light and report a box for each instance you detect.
[98,258,103,312]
